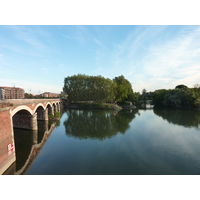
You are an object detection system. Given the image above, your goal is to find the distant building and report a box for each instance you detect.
[0,88,5,99]
[41,92,59,98]
[60,91,68,98]
[0,86,25,99]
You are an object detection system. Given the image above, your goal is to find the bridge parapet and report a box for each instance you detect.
[1,99,61,106]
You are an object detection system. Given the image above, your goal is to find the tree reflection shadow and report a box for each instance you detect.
[153,108,200,129]
[64,109,138,140]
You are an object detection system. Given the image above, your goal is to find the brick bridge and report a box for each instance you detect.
[0,99,62,174]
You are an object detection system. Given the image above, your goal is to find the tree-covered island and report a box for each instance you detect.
[63,74,200,110]
[63,74,138,109]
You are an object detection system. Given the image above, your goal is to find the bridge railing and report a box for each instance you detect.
[0,99,61,106]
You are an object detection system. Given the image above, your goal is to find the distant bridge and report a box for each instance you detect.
[0,99,62,174]
[139,100,154,109]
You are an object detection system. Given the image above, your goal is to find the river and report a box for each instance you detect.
[10,108,200,175]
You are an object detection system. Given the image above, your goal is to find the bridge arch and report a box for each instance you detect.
[46,103,53,115]
[33,103,46,113]
[35,105,48,121]
[10,100,61,130]
[12,107,37,130]
[45,102,52,109]
[11,105,34,117]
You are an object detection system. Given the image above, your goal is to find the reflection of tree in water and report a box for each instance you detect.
[153,108,200,129]
[64,109,138,140]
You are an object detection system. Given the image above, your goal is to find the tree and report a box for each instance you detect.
[142,88,147,94]
[63,74,117,103]
[113,75,134,102]
[153,89,167,107]
[142,88,147,101]
[162,88,200,109]
[175,84,188,90]
[24,93,34,99]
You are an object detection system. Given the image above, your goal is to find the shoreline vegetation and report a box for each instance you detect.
[65,102,123,111]
[153,84,200,110]
[63,74,137,105]
[62,75,200,111]
[62,74,138,111]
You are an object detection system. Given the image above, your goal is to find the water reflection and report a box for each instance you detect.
[10,121,56,175]
[20,109,200,175]
[153,108,200,129]
[64,109,139,140]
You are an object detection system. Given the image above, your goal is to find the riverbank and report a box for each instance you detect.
[66,102,123,111]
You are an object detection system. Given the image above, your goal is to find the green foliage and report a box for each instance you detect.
[175,84,188,89]
[94,102,105,109]
[107,104,111,109]
[153,86,200,109]
[153,89,167,107]
[117,100,132,105]
[63,74,138,104]
[54,111,60,118]
[24,93,34,99]
[48,111,60,120]
[48,114,54,119]
[113,75,134,101]
[63,74,117,103]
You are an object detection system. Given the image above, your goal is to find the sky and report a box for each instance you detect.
[1,25,200,94]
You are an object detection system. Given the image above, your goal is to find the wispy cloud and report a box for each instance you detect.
[94,37,105,48]
[139,27,200,90]
[107,26,200,92]
[1,62,28,73]
[71,26,89,44]
[1,25,200,94]
[1,44,25,54]
[6,26,48,50]
[62,26,98,46]
[125,72,133,77]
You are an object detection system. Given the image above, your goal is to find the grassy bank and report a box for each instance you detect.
[67,102,122,111]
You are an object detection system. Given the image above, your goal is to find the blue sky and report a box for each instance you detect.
[1,25,200,94]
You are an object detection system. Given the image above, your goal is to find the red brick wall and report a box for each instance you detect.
[0,109,15,174]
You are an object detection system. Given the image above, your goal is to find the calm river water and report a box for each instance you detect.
[14,108,200,175]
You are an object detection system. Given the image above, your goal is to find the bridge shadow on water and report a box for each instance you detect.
[3,120,57,175]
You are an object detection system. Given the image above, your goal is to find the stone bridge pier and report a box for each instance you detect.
[37,108,48,121]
